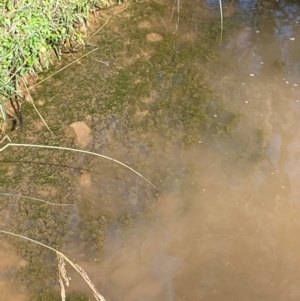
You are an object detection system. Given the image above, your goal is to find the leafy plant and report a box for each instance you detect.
[0,0,110,130]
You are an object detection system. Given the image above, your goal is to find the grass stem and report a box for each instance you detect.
[0,142,157,189]
[0,229,106,301]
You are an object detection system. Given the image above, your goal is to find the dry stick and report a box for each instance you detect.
[176,0,180,32]
[169,0,180,33]
[86,16,110,41]
[0,135,11,143]
[0,192,74,206]
[112,1,128,15]
[89,1,127,39]
[92,7,99,25]
[170,0,176,21]
[0,143,157,189]
[21,77,53,135]
[146,2,168,32]
[0,230,106,301]
[218,0,224,45]
[31,47,98,89]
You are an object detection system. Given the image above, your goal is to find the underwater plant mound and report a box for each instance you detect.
[0,0,122,135]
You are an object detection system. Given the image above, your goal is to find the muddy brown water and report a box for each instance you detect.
[2,0,300,300]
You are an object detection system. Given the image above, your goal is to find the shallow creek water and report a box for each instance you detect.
[70,1,300,300]
[2,0,300,300]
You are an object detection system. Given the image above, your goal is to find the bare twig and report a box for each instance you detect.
[0,142,157,189]
[31,48,99,89]
[21,77,53,134]
[0,230,106,301]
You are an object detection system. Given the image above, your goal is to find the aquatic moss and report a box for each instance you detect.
[33,290,90,301]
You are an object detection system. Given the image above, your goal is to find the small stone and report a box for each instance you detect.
[80,172,92,188]
[137,21,151,29]
[140,96,155,104]
[36,99,45,106]
[85,114,92,121]
[23,93,32,102]
[69,121,92,148]
[146,33,163,42]
[17,259,29,268]
[135,109,149,118]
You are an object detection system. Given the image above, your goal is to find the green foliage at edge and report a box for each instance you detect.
[0,0,109,104]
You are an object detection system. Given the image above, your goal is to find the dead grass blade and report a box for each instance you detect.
[31,48,98,89]
[21,77,53,135]
[0,230,106,301]
[219,0,223,44]
[0,142,156,189]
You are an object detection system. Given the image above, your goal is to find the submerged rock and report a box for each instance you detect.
[146,33,163,42]
[79,171,92,188]
[69,121,92,149]
[137,20,152,29]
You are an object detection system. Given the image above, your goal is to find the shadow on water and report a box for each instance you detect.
[2,0,300,300]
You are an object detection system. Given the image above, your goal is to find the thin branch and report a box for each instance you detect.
[219,0,223,45]
[21,77,53,134]
[0,230,106,301]
[0,142,156,189]
[31,48,98,88]
[87,17,110,41]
